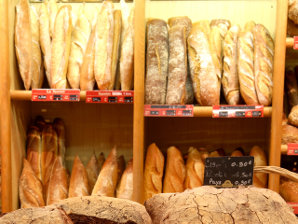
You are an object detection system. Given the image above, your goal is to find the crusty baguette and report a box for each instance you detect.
[222,25,241,105]
[46,0,58,39]
[53,118,66,164]
[46,156,68,205]
[15,0,32,90]
[209,25,223,82]
[163,146,186,193]
[26,126,42,180]
[39,2,52,87]
[67,5,92,89]
[92,147,118,197]
[253,24,274,106]
[168,16,192,36]
[116,159,133,200]
[210,19,231,38]
[184,147,204,189]
[285,67,298,109]
[19,159,45,208]
[144,143,164,201]
[69,156,90,198]
[120,2,134,90]
[51,5,72,89]
[249,146,267,188]
[98,152,105,171]
[94,1,114,90]
[86,154,99,191]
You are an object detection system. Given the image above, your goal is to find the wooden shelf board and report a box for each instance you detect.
[286,37,294,48]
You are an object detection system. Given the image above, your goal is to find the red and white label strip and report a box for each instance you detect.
[293,36,298,50]
[287,143,298,156]
[212,105,264,118]
[288,202,298,214]
[32,89,80,102]
[85,91,134,103]
[144,105,194,117]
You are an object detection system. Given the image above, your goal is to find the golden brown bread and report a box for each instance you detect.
[289,0,298,24]
[69,156,90,198]
[19,159,45,208]
[184,147,204,189]
[168,16,192,36]
[163,146,186,193]
[92,147,118,197]
[209,25,223,82]
[53,118,66,163]
[282,122,298,144]
[230,149,244,157]
[285,67,298,109]
[86,154,99,191]
[249,146,267,188]
[144,143,164,201]
[116,159,133,200]
[46,0,58,39]
[15,0,32,90]
[98,152,105,171]
[51,5,72,89]
[280,180,298,202]
[289,105,298,127]
[46,156,68,205]
[210,19,231,38]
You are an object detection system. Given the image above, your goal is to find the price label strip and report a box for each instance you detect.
[294,36,298,50]
[32,89,80,102]
[144,105,194,117]
[212,105,264,118]
[203,156,254,188]
[287,143,298,156]
[85,91,134,104]
[288,202,298,214]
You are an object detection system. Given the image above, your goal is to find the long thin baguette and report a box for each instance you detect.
[116,159,133,200]
[46,0,58,39]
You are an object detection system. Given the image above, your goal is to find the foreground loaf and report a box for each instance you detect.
[145,186,297,224]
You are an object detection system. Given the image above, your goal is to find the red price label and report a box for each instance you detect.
[144,105,194,117]
[31,89,80,102]
[212,105,264,118]
[287,143,298,156]
[288,202,298,214]
[294,36,298,50]
[85,91,134,104]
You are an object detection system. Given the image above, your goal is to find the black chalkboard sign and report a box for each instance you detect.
[203,156,254,187]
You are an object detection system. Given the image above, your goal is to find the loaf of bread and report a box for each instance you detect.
[69,156,90,198]
[144,143,164,201]
[289,105,298,127]
[46,156,68,205]
[230,149,244,157]
[280,180,298,202]
[30,6,43,89]
[39,2,52,87]
[222,25,241,105]
[253,24,274,106]
[26,126,42,180]
[117,155,125,184]
[249,146,267,188]
[209,25,223,81]
[53,118,66,163]
[145,19,169,104]
[19,159,45,208]
[67,5,92,89]
[116,159,133,200]
[282,123,298,144]
[86,154,99,191]
[168,17,192,36]
[285,67,298,109]
[94,1,114,90]
[287,18,298,36]
[98,152,105,171]
[51,5,72,89]
[15,0,32,90]
[92,147,118,197]
[184,147,204,189]
[163,146,186,193]
[188,21,220,105]
[289,0,298,24]
[238,21,259,105]
[46,0,58,39]
[210,19,231,37]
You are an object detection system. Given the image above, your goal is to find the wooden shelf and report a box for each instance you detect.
[286,37,294,48]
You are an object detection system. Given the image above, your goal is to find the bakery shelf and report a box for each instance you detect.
[286,37,294,48]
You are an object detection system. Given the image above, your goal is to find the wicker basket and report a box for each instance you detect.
[254,166,298,182]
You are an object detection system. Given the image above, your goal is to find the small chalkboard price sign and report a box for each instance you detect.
[203,156,254,187]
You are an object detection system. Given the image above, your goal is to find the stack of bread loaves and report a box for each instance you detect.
[145,17,274,106]
[15,0,134,90]
[19,116,133,208]
[143,143,268,201]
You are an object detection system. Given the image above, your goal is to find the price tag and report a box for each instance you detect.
[203,156,254,187]
[85,91,134,104]
[212,105,264,118]
[32,89,80,102]
[287,143,298,156]
[144,105,194,117]
[288,202,298,214]
[294,36,298,50]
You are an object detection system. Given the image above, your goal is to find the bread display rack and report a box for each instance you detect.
[0,0,293,213]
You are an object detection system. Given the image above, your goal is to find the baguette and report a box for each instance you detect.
[53,118,66,163]
[86,154,99,191]
[69,156,90,198]
[168,16,192,36]
[120,2,134,90]
[285,67,298,109]
[145,19,169,104]
[249,146,267,188]
[253,24,274,106]
[46,156,68,205]
[67,5,92,89]
[184,147,204,189]
[94,1,114,90]
[92,147,118,197]
[209,25,223,82]
[210,19,231,38]
[51,5,72,89]
[46,0,58,39]
[19,159,45,208]
[15,0,32,90]
[144,143,164,200]
[222,25,241,105]
[116,159,133,200]
[163,146,186,193]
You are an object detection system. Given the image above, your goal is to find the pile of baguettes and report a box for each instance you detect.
[143,143,268,201]
[15,0,134,90]
[145,17,274,106]
[19,116,133,208]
